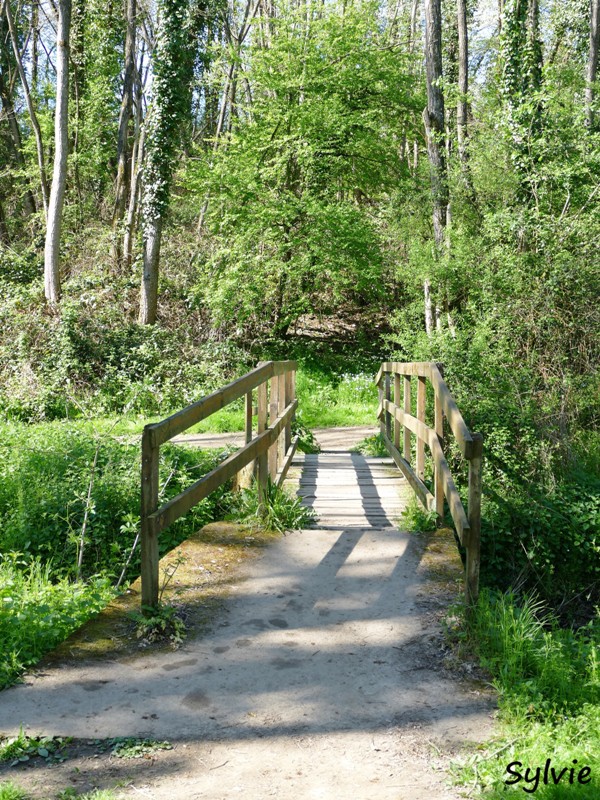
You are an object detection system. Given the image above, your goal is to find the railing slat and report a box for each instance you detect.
[150,400,298,535]
[381,430,435,511]
[428,364,474,459]
[147,361,297,447]
[381,399,471,543]
[377,360,482,605]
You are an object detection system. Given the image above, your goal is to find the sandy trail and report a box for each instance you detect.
[0,429,494,799]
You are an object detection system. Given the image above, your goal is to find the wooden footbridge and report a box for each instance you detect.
[140,361,482,611]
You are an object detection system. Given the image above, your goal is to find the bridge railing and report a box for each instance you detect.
[375,361,483,604]
[140,360,298,610]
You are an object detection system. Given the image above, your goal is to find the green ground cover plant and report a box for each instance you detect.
[0,422,237,686]
[228,480,315,534]
[0,784,28,800]
[451,591,600,798]
[0,558,114,688]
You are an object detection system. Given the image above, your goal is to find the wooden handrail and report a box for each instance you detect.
[376,361,483,604]
[141,361,298,610]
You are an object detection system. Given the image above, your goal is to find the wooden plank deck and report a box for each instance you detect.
[288,452,413,529]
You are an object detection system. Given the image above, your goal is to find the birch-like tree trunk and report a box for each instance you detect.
[423,0,448,250]
[586,0,600,129]
[423,0,448,333]
[113,0,137,264]
[4,0,49,216]
[44,0,72,304]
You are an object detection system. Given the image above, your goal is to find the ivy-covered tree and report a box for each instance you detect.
[501,0,543,201]
[139,0,200,324]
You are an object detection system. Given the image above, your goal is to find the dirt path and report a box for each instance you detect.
[0,428,495,799]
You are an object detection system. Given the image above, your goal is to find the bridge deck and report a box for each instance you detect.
[290,452,412,529]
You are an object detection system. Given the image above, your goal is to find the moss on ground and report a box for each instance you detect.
[42,522,281,666]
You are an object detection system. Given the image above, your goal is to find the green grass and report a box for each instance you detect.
[0,558,115,688]
[0,786,121,800]
[0,784,28,800]
[62,365,380,436]
[228,480,315,534]
[350,433,388,456]
[0,421,237,687]
[452,591,600,798]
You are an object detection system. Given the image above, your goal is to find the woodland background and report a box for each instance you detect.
[0,1,599,790]
[1,0,598,598]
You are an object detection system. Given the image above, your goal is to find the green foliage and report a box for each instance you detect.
[0,730,70,765]
[0,783,28,800]
[452,592,600,797]
[189,0,420,334]
[295,369,379,429]
[0,423,233,580]
[132,604,187,648]
[469,591,599,714]
[350,433,388,457]
[291,418,320,455]
[230,480,315,534]
[0,282,252,422]
[400,497,439,533]
[107,737,173,758]
[0,556,114,688]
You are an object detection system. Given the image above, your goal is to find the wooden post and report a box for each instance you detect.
[384,372,392,440]
[378,376,385,437]
[237,390,254,490]
[277,372,286,468]
[140,427,159,612]
[466,432,483,607]
[403,376,411,462]
[416,376,426,480]
[268,376,279,480]
[284,368,293,452]
[257,378,268,504]
[434,390,444,518]
[394,374,401,450]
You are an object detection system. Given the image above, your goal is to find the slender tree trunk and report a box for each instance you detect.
[0,70,37,215]
[457,0,469,168]
[586,0,600,129]
[113,0,137,264]
[31,0,39,91]
[44,0,72,305]
[123,44,146,270]
[139,217,162,324]
[423,0,448,250]
[0,195,9,243]
[423,0,448,334]
[4,0,49,216]
[424,278,434,335]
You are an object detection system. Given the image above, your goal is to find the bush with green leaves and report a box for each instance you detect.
[0,422,234,581]
[0,556,114,688]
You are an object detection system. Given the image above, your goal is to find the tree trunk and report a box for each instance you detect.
[456,0,469,168]
[0,69,37,216]
[4,0,49,216]
[423,0,448,252]
[44,0,72,305]
[112,0,137,262]
[139,216,162,324]
[424,279,434,335]
[0,195,9,243]
[586,0,600,130]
